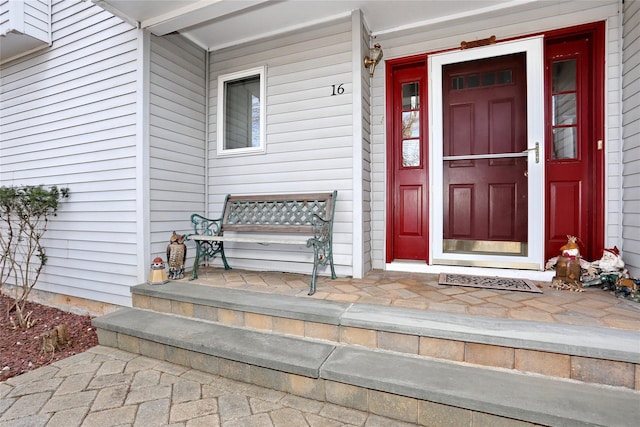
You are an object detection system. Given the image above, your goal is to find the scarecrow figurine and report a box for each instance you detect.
[552,235,583,291]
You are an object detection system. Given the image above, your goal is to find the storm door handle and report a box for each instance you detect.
[522,142,539,163]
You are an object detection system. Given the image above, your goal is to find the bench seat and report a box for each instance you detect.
[187,191,337,295]
[188,235,310,245]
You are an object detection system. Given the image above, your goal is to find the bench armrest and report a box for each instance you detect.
[309,213,332,243]
[188,213,223,238]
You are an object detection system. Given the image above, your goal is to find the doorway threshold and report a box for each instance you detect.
[386,260,554,282]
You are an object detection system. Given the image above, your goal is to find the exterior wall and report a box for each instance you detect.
[148,34,207,263]
[370,0,623,269]
[0,0,51,63]
[0,0,10,32]
[0,0,50,40]
[20,0,50,42]
[622,0,640,276]
[0,0,139,306]
[208,18,356,277]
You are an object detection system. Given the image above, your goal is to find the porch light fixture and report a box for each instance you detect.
[364,43,383,76]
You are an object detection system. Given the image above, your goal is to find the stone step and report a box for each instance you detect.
[131,282,640,390]
[92,307,334,378]
[323,346,639,427]
[92,307,640,426]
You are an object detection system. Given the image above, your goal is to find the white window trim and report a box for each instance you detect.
[216,66,266,157]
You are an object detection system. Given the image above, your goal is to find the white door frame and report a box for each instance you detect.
[429,36,545,270]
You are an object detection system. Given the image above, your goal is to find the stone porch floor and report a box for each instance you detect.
[183,268,640,332]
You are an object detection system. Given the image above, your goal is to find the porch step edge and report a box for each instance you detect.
[133,282,640,364]
[91,307,335,378]
[133,282,350,325]
[322,346,640,427]
[342,303,640,364]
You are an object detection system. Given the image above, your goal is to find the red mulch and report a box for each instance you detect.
[0,293,98,381]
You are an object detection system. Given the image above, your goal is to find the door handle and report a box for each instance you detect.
[522,142,539,163]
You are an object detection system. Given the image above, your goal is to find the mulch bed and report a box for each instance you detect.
[0,293,98,381]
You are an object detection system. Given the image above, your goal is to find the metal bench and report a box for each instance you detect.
[187,191,337,295]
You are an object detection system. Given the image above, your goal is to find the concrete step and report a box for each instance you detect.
[131,282,640,390]
[92,307,640,427]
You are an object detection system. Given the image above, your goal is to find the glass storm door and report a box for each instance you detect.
[430,38,545,270]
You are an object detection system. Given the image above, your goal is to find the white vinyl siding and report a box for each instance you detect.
[0,0,51,62]
[0,0,50,38]
[21,0,50,41]
[622,0,640,276]
[208,18,354,277]
[148,33,207,264]
[0,0,7,29]
[370,0,622,269]
[0,0,138,306]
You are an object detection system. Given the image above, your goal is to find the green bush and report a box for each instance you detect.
[0,185,70,328]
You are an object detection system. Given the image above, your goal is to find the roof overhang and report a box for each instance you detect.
[92,0,538,51]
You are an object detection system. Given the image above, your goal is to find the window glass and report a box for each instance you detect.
[551,59,578,159]
[402,140,420,167]
[467,74,480,88]
[402,83,419,109]
[225,76,260,149]
[552,60,576,91]
[401,82,421,167]
[553,128,576,159]
[482,72,495,86]
[552,93,577,126]
[498,70,512,84]
[217,67,265,156]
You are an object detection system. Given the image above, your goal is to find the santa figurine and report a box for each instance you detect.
[593,246,625,273]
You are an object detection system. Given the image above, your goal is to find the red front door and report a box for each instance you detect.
[442,53,529,253]
[385,24,604,266]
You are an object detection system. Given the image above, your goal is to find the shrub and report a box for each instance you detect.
[0,185,70,328]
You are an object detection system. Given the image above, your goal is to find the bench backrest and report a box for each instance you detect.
[222,191,336,233]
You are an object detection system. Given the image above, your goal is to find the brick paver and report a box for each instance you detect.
[0,347,415,426]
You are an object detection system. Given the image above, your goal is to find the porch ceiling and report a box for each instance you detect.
[93,0,535,51]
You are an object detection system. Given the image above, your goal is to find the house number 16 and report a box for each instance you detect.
[331,84,345,96]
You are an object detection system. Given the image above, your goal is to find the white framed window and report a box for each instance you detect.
[217,66,266,156]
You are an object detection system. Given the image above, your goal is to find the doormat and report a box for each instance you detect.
[438,273,542,293]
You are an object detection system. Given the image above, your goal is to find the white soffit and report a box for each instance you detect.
[93,0,537,51]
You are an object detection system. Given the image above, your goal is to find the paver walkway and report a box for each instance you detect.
[0,346,418,427]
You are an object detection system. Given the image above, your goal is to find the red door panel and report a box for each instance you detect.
[388,62,428,261]
[399,185,423,235]
[544,28,604,261]
[489,183,517,239]
[450,185,473,237]
[443,53,528,244]
[548,181,581,243]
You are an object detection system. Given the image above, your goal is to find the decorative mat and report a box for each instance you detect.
[438,273,542,293]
